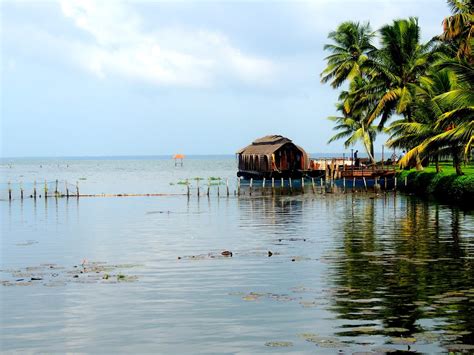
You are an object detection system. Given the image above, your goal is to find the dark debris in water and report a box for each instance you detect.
[0,261,140,287]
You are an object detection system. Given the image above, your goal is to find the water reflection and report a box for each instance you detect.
[329,196,474,346]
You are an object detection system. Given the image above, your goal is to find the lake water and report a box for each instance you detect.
[1,157,474,353]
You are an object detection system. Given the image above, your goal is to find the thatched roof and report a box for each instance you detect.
[237,135,298,155]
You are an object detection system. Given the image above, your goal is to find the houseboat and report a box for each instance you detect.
[236,135,310,178]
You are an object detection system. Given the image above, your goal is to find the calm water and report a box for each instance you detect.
[1,157,474,353]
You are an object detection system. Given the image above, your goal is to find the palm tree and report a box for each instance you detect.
[367,18,435,127]
[396,62,473,175]
[439,0,473,63]
[321,21,376,88]
[387,69,456,171]
[328,89,378,163]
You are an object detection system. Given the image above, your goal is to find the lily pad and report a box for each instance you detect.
[265,341,293,347]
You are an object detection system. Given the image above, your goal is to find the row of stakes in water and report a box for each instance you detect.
[6,180,79,200]
[185,176,406,197]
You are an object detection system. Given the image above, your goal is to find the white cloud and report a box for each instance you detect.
[58,0,276,87]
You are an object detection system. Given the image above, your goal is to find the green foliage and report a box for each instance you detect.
[397,170,474,205]
[322,1,473,177]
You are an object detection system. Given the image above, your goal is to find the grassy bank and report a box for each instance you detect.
[397,162,474,206]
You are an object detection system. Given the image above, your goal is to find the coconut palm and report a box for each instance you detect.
[328,87,378,163]
[387,69,457,171]
[321,21,376,88]
[396,62,474,175]
[439,0,473,63]
[367,18,436,127]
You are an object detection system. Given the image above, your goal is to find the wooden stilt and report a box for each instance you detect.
[262,177,266,195]
[301,177,304,194]
[250,178,253,196]
[353,177,356,192]
[33,180,37,199]
[394,177,397,191]
[363,177,367,192]
[289,178,293,194]
[311,177,315,194]
[8,182,11,201]
[207,178,210,197]
[226,178,229,197]
[271,177,275,196]
[45,180,48,200]
[197,179,200,197]
[66,181,69,198]
[76,181,79,198]
[20,181,24,200]
[55,179,58,197]
[281,177,284,192]
[343,177,346,193]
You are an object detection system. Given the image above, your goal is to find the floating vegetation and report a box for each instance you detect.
[445,344,474,352]
[388,336,417,345]
[0,261,140,287]
[264,341,293,347]
[16,240,39,246]
[240,292,296,303]
[384,327,410,334]
[297,333,347,348]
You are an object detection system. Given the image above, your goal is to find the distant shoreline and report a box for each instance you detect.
[1,152,388,161]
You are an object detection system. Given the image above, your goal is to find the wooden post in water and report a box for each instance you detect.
[343,177,346,193]
[207,178,210,197]
[394,177,397,191]
[250,178,253,196]
[363,177,367,192]
[262,177,266,196]
[226,178,229,197]
[289,178,293,194]
[55,179,58,197]
[76,181,79,198]
[66,181,69,198]
[301,177,304,194]
[20,181,24,200]
[217,179,220,197]
[281,177,284,193]
[8,182,11,201]
[33,180,37,199]
[271,177,275,196]
[44,180,48,200]
[320,177,323,194]
[384,177,387,190]
[311,177,315,194]
[404,176,407,187]
[197,179,200,197]
[353,177,356,192]
[237,178,240,196]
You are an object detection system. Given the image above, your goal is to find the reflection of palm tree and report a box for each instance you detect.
[328,196,474,342]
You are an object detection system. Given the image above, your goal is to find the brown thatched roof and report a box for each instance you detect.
[237,135,297,155]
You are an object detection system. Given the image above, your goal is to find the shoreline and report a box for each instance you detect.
[396,170,474,208]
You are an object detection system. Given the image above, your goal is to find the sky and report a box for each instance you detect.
[1,0,450,157]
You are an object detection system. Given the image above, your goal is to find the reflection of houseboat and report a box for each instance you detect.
[236,135,310,178]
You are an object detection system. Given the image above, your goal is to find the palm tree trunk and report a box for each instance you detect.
[415,155,423,171]
[452,147,463,175]
[434,154,440,173]
[363,141,375,164]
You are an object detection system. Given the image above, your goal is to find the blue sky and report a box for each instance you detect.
[1,0,449,157]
